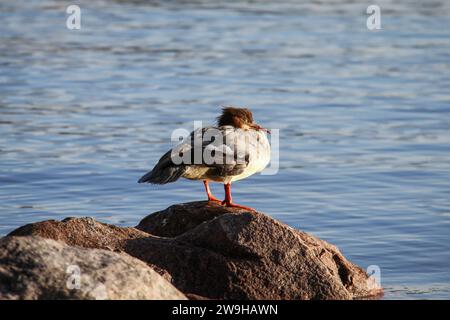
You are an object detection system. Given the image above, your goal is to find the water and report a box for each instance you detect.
[1,0,450,299]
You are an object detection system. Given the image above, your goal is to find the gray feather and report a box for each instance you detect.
[138,149,186,184]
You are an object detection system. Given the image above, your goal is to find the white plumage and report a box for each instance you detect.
[180,126,271,183]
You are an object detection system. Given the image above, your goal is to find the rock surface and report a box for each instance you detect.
[0,236,186,300]
[136,201,231,237]
[9,216,148,250]
[6,201,382,299]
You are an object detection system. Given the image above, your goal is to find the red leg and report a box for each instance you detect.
[221,183,256,211]
[203,180,221,202]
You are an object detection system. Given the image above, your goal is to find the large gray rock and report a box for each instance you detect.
[133,202,382,299]
[0,236,186,300]
[8,201,383,299]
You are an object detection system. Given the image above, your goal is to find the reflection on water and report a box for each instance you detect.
[1,0,450,299]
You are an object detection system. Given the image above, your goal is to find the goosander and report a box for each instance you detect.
[138,107,271,211]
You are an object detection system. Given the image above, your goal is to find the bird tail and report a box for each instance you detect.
[138,165,185,184]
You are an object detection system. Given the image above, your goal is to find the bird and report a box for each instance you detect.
[138,107,271,211]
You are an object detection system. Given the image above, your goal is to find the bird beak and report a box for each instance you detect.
[251,123,271,134]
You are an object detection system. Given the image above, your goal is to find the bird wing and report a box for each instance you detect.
[172,126,252,177]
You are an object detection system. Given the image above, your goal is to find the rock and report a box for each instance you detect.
[134,202,382,299]
[7,201,382,299]
[9,217,148,251]
[0,236,187,300]
[7,217,173,282]
[136,201,231,237]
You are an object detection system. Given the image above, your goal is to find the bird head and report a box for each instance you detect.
[217,106,270,133]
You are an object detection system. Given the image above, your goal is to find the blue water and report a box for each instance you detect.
[1,0,450,299]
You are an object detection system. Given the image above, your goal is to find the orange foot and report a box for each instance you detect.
[207,196,222,203]
[221,200,256,212]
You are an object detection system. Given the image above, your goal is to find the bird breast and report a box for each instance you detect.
[229,130,271,182]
